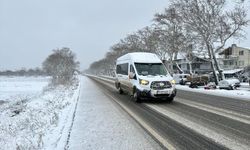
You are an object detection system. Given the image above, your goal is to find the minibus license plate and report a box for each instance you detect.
[157,90,169,94]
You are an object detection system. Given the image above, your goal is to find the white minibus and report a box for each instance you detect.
[115,52,176,102]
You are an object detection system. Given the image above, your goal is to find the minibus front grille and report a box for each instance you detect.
[150,81,172,90]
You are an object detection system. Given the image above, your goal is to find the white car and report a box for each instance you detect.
[173,74,190,85]
[218,79,241,90]
[115,52,176,102]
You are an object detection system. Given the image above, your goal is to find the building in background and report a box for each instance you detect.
[219,44,250,70]
[164,53,212,75]
[164,44,250,75]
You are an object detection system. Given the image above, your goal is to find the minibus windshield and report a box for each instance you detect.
[134,63,168,76]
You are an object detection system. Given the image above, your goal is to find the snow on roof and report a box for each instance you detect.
[176,53,186,60]
[209,69,243,75]
[164,52,186,60]
[117,52,162,63]
[223,69,243,74]
[165,52,212,61]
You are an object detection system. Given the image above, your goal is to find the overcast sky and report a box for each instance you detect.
[0,0,249,71]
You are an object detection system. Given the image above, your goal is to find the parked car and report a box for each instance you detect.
[173,74,190,85]
[187,75,209,86]
[218,79,240,90]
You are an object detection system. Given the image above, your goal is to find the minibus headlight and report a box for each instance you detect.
[139,79,149,85]
[170,80,176,84]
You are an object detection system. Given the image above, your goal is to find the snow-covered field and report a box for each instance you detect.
[0,76,80,150]
[0,76,49,103]
[176,83,250,101]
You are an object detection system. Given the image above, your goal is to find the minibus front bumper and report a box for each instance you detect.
[137,88,177,99]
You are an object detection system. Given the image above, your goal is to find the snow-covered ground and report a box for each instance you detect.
[176,83,250,101]
[67,76,162,150]
[0,76,80,150]
[0,76,49,103]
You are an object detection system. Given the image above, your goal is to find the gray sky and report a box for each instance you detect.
[0,0,249,71]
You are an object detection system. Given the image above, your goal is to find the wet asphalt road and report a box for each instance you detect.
[89,76,250,150]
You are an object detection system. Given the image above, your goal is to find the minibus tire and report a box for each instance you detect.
[133,88,141,103]
[118,85,123,94]
[168,97,174,102]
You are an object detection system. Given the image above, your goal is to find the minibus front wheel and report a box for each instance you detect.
[133,87,141,103]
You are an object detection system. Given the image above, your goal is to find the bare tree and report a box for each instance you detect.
[121,34,144,52]
[88,0,249,80]
[115,27,160,54]
[43,47,79,85]
[135,26,159,53]
[171,0,249,84]
[154,7,187,73]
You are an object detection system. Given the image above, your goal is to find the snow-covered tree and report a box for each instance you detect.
[171,0,249,84]
[43,47,79,85]
[154,7,187,73]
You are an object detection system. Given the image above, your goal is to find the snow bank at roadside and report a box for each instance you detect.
[0,76,80,150]
[89,75,250,101]
[176,84,250,101]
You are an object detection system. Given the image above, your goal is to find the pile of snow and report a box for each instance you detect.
[176,84,250,101]
[0,76,80,150]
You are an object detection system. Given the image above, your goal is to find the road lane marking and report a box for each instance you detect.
[92,78,176,150]
[146,104,250,150]
[176,98,250,125]
[103,92,176,150]
[90,76,250,150]
[93,76,250,125]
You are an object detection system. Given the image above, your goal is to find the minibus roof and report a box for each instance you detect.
[117,52,162,64]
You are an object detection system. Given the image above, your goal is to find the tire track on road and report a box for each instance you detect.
[90,76,229,150]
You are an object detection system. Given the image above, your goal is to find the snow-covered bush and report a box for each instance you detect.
[0,79,80,150]
[240,66,250,82]
[42,48,79,86]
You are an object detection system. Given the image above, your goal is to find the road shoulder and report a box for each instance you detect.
[67,76,162,150]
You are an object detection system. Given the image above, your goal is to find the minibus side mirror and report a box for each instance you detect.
[129,72,135,79]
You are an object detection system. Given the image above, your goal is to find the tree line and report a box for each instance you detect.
[0,68,46,76]
[1,47,79,86]
[87,0,249,84]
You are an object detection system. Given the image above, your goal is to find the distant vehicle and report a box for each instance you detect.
[209,69,243,81]
[187,74,209,86]
[204,82,217,90]
[115,52,176,102]
[173,74,190,85]
[218,79,240,90]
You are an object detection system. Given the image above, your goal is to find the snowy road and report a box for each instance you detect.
[66,76,162,150]
[83,75,250,150]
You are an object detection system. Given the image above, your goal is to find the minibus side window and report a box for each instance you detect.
[116,63,128,75]
[116,65,122,74]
